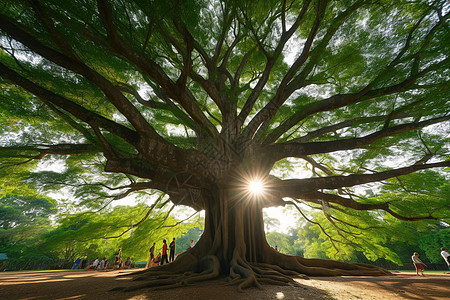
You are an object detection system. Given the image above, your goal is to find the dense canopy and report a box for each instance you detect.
[1,0,449,290]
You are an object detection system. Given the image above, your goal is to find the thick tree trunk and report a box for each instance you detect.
[201,187,268,266]
[120,183,390,291]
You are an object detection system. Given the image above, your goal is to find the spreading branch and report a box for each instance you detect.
[264,115,450,160]
[273,161,450,195]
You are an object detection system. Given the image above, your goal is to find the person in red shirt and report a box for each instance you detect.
[161,239,169,265]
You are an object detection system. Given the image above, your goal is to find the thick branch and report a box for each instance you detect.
[0,62,139,146]
[262,15,449,145]
[298,192,436,221]
[264,115,450,160]
[0,143,94,169]
[0,13,161,141]
[0,22,216,175]
[117,83,202,134]
[96,0,220,140]
[273,161,450,194]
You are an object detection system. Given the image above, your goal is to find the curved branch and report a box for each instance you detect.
[162,211,199,228]
[273,161,450,194]
[96,0,220,140]
[0,11,158,139]
[104,194,166,239]
[263,115,450,160]
[0,61,139,146]
[286,200,340,251]
[299,191,437,221]
[0,143,94,169]
[117,83,202,134]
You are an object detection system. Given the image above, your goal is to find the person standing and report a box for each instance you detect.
[440,248,450,270]
[411,252,427,276]
[169,238,176,262]
[161,239,169,265]
[146,243,156,268]
[113,248,123,270]
[190,239,195,248]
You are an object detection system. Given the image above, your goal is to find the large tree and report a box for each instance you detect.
[1,0,449,290]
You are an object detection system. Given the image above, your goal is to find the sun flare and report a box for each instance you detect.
[248,180,264,195]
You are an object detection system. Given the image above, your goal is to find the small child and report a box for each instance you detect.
[411,252,427,276]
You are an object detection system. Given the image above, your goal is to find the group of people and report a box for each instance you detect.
[80,238,197,272]
[82,248,132,271]
[411,248,450,276]
[86,257,110,271]
[80,242,449,274]
[145,238,196,268]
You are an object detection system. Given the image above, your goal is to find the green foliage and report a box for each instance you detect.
[0,199,203,270]
[418,227,450,263]
[266,230,304,256]
[38,204,202,263]
[0,192,58,270]
[175,226,203,253]
[0,194,56,229]
[291,170,450,265]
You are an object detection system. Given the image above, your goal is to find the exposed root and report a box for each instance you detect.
[257,278,291,286]
[251,262,308,279]
[229,249,263,291]
[112,254,220,292]
[112,240,390,294]
[293,255,391,276]
[113,252,392,293]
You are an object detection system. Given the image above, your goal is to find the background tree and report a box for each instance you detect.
[0,193,58,270]
[263,211,281,232]
[38,203,203,266]
[175,226,203,253]
[0,0,449,290]
[0,200,203,270]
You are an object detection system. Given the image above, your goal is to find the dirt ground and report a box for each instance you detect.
[0,269,448,300]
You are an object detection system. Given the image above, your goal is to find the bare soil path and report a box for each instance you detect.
[0,269,448,300]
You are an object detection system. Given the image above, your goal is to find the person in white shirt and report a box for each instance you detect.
[92,258,99,269]
[86,257,99,270]
[440,248,450,270]
[411,252,427,276]
[97,257,106,271]
[190,240,195,248]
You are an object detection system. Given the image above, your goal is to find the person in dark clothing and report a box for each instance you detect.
[161,239,169,265]
[146,242,156,268]
[169,238,176,262]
